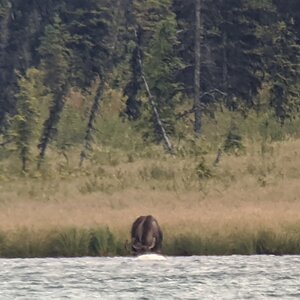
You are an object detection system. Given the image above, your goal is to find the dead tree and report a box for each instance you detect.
[134,29,173,153]
[79,76,105,167]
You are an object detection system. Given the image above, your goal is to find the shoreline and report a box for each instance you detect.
[0,187,299,258]
[0,224,299,258]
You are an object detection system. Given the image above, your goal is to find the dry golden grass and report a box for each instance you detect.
[0,138,299,243]
[0,183,299,234]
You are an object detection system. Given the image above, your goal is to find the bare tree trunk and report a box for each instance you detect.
[134,29,173,153]
[194,0,202,136]
[79,77,105,167]
[38,91,66,169]
[222,31,228,92]
[141,74,173,153]
[213,148,222,166]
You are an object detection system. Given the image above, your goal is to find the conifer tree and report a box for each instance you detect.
[14,68,45,172]
[267,21,300,122]
[37,15,70,167]
[125,0,182,144]
[144,11,183,137]
[65,0,122,165]
[253,0,300,122]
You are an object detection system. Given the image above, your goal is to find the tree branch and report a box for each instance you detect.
[134,29,174,154]
[176,89,227,120]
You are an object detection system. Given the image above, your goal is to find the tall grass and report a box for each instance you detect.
[0,225,299,258]
[0,227,125,258]
[0,109,300,257]
[162,222,300,256]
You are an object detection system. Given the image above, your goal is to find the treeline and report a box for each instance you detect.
[0,0,300,171]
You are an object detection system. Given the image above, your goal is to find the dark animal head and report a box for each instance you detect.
[131,215,163,255]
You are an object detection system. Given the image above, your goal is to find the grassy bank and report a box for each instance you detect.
[0,111,300,257]
[0,225,299,258]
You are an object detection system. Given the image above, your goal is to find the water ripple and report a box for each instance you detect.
[0,255,299,299]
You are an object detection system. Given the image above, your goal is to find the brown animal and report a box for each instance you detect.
[131,215,163,255]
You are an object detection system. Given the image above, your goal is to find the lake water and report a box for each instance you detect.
[0,255,299,299]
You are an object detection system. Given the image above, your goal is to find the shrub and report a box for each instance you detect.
[196,158,213,179]
[223,130,245,154]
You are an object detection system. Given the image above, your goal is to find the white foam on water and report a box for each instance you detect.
[136,254,167,261]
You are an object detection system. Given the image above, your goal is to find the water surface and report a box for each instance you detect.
[0,255,299,299]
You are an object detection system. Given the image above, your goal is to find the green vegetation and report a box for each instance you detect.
[0,227,126,258]
[0,0,300,257]
[0,111,299,257]
[1,0,300,163]
[0,225,299,258]
[164,228,300,256]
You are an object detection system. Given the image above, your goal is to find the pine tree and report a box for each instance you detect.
[14,68,45,172]
[244,1,300,122]
[37,15,70,167]
[67,0,123,165]
[0,0,12,132]
[63,0,113,88]
[124,0,182,144]
[267,21,300,122]
[144,11,183,137]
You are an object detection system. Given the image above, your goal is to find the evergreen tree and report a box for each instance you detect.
[123,44,143,120]
[1,0,300,156]
[257,1,300,122]
[0,0,12,132]
[124,0,182,142]
[37,15,70,167]
[0,0,57,132]
[144,11,183,137]
[14,68,45,172]
[122,0,143,120]
[68,0,123,165]
[174,0,276,113]
[266,21,300,122]
[62,0,114,88]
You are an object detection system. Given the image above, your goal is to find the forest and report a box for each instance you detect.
[0,0,300,257]
[0,0,300,170]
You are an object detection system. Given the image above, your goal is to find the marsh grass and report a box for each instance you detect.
[1,228,51,258]
[0,225,299,257]
[50,227,90,257]
[1,110,300,257]
[0,227,125,258]
[89,227,127,256]
[164,227,300,256]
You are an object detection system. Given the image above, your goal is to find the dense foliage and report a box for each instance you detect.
[0,0,300,170]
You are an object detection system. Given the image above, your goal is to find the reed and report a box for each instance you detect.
[0,225,299,258]
[0,227,124,258]
[163,227,300,256]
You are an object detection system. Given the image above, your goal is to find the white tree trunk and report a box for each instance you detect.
[134,29,173,153]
